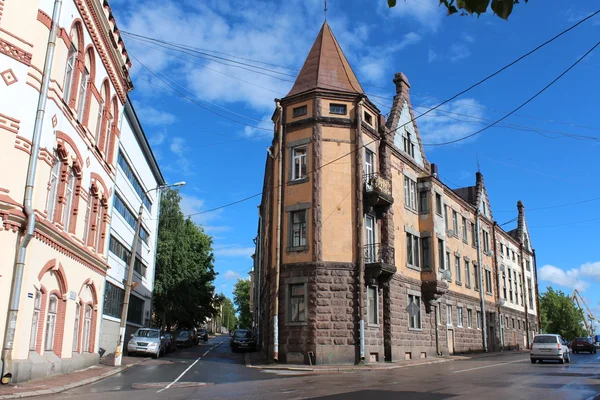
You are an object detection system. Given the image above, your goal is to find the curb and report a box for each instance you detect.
[244,350,529,373]
[0,360,145,399]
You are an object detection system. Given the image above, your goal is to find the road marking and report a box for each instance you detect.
[157,340,224,393]
[452,359,526,374]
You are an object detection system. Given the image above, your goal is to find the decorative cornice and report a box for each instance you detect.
[0,37,32,66]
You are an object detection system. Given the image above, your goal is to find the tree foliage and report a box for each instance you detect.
[387,0,528,21]
[233,279,252,329]
[221,297,238,331]
[539,287,587,340]
[153,188,216,329]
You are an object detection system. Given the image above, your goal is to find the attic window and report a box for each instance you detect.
[403,130,415,158]
[364,111,373,126]
[330,103,347,115]
[293,105,307,118]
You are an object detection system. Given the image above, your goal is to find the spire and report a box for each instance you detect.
[286,21,364,98]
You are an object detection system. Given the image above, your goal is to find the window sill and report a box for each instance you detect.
[457,325,464,329]
[406,263,421,272]
[435,212,442,217]
[462,239,468,244]
[404,206,418,215]
[368,323,380,328]
[455,281,462,286]
[408,327,423,332]
[465,285,471,289]
[287,245,309,253]
[288,177,309,186]
[286,321,308,326]
[486,292,493,296]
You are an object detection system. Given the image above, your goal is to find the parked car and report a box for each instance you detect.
[198,328,208,342]
[163,332,177,353]
[572,337,596,354]
[530,334,571,364]
[230,329,256,352]
[176,330,194,348]
[127,328,165,359]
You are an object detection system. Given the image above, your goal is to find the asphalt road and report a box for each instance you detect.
[33,337,600,400]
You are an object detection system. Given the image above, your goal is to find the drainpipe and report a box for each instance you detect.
[492,222,503,349]
[273,101,283,361]
[355,99,365,362]
[435,304,441,356]
[475,210,488,353]
[1,0,63,384]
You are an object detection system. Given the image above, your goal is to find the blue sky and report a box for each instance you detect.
[108,0,600,329]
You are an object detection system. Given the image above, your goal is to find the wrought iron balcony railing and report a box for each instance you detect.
[363,173,392,198]
[364,243,395,265]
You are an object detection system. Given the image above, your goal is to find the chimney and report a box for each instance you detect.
[393,72,411,98]
[431,163,438,178]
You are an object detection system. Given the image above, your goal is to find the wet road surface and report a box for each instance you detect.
[31,337,600,400]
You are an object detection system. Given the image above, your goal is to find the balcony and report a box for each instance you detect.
[364,243,396,285]
[363,173,393,214]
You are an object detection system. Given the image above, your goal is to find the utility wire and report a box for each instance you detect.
[495,197,600,213]
[422,40,600,146]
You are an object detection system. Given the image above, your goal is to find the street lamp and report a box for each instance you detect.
[113,181,185,366]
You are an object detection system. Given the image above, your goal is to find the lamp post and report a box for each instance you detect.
[113,181,185,366]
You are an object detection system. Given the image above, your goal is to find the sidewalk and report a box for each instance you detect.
[245,349,530,372]
[0,355,144,399]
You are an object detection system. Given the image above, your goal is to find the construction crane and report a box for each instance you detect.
[572,289,597,336]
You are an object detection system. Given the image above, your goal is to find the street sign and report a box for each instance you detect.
[406,301,419,317]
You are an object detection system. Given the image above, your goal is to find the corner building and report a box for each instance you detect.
[254,22,540,365]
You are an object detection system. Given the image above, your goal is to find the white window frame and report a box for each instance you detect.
[73,303,80,352]
[76,66,89,121]
[457,307,463,328]
[465,260,471,287]
[45,295,58,351]
[368,286,378,325]
[365,214,376,263]
[30,290,41,351]
[476,311,482,329]
[290,210,307,248]
[63,45,77,102]
[446,305,453,326]
[46,155,61,221]
[454,255,461,283]
[404,176,417,211]
[82,305,92,352]
[408,294,421,329]
[288,282,307,323]
[291,145,308,181]
[406,232,420,269]
[62,168,75,229]
[467,309,473,328]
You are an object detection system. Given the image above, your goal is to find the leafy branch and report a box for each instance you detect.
[387,0,528,20]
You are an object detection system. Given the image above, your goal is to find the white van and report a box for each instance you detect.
[530,334,571,364]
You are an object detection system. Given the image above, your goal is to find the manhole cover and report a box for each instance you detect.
[131,382,208,390]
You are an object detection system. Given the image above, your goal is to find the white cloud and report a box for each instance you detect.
[539,261,600,292]
[149,131,166,146]
[463,33,475,44]
[132,101,177,126]
[428,49,438,63]
[414,98,486,145]
[179,194,228,233]
[170,137,185,157]
[449,43,471,62]
[223,270,240,280]
[565,8,600,25]
[377,0,444,31]
[214,246,255,258]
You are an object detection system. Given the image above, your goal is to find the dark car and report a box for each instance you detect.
[230,329,256,352]
[163,332,177,353]
[199,328,208,342]
[572,337,596,354]
[176,330,194,348]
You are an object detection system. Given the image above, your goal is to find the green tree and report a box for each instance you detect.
[387,0,528,21]
[153,188,216,330]
[221,298,238,331]
[233,279,252,329]
[539,287,587,340]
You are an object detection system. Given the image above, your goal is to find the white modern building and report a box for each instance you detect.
[98,98,164,356]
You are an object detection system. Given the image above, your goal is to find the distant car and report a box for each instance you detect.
[530,334,571,364]
[198,328,208,342]
[176,330,194,348]
[572,337,596,354]
[127,328,165,359]
[163,332,177,353]
[230,329,256,352]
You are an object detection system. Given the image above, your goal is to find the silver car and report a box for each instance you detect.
[127,328,165,359]
[530,334,571,364]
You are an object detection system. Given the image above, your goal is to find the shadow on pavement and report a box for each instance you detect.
[310,390,456,399]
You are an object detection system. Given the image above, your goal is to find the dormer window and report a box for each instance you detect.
[364,111,373,126]
[330,103,347,115]
[403,130,415,157]
[293,105,307,118]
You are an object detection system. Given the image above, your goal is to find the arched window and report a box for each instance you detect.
[83,305,93,352]
[63,27,79,102]
[83,195,92,245]
[29,290,42,351]
[46,153,60,221]
[95,82,108,145]
[45,295,58,351]
[103,104,114,155]
[73,303,80,352]
[94,201,104,251]
[76,52,91,121]
[62,167,75,228]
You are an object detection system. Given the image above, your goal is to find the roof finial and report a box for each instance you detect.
[476,153,481,173]
[324,0,328,21]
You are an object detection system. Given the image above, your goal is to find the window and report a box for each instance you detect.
[408,295,421,329]
[518,320,521,330]
[117,150,152,210]
[446,305,453,326]
[62,167,75,228]
[114,194,150,245]
[435,193,442,215]
[421,237,431,269]
[526,260,531,271]
[368,286,378,325]
[419,190,429,213]
[83,196,92,245]
[471,223,477,247]
[403,131,415,157]
[519,274,524,305]
[289,283,306,323]
[455,256,461,283]
[128,295,144,325]
[514,271,518,303]
[438,239,444,271]
[474,264,480,290]
[364,111,373,126]
[445,251,450,271]
[63,44,77,102]
[467,309,473,328]
[109,235,148,277]
[483,230,490,252]
[76,63,89,121]
[509,269,513,302]
[482,201,487,216]
[95,99,104,144]
[485,269,493,293]
[404,176,417,211]
[103,282,124,319]
[364,149,374,177]
[365,215,376,262]
[465,260,471,287]
[444,205,449,229]
[512,318,515,329]
[330,103,347,115]
[290,210,307,248]
[45,295,58,351]
[528,278,534,309]
[502,271,507,299]
[462,217,468,242]
[457,307,463,327]
[30,290,41,351]
[476,311,482,329]
[406,233,420,268]
[46,154,60,221]
[452,211,458,235]
[291,146,308,181]
[73,303,80,351]
[82,305,92,352]
[293,105,307,117]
